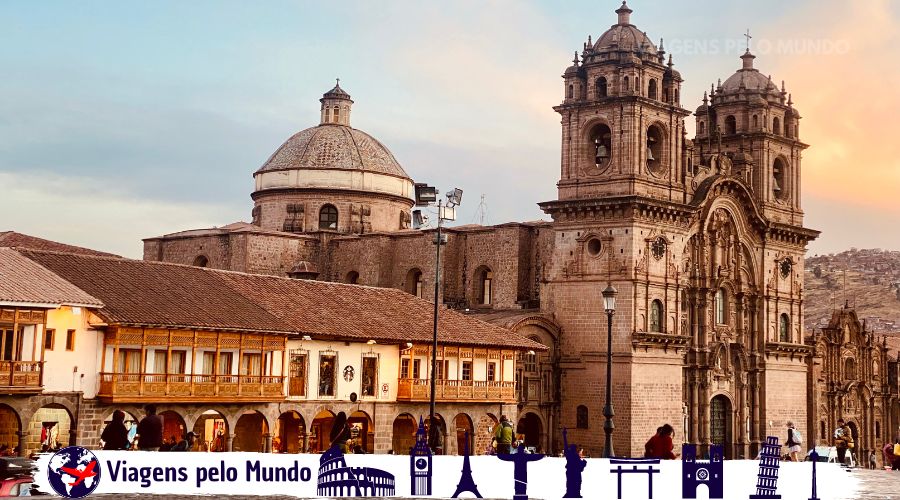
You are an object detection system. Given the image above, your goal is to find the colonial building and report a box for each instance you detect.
[0,246,540,457]
[811,306,900,467]
[139,2,900,459]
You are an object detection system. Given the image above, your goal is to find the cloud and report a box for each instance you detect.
[0,171,243,258]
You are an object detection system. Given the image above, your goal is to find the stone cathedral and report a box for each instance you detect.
[144,2,899,458]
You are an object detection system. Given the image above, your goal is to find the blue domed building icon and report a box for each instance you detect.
[47,446,102,498]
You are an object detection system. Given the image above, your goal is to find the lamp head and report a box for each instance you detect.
[446,188,464,207]
[602,283,618,313]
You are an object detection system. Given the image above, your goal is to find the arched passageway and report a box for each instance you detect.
[309,410,335,453]
[0,404,21,456]
[454,413,474,455]
[193,410,228,451]
[392,413,417,455]
[234,411,269,452]
[516,412,542,452]
[27,404,73,455]
[275,411,306,453]
[349,410,374,454]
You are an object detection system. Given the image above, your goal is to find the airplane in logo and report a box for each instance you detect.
[60,460,98,487]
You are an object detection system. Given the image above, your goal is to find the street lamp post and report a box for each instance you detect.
[601,283,618,458]
[414,184,462,452]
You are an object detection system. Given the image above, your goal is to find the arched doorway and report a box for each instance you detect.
[193,410,228,452]
[275,411,306,453]
[475,414,499,455]
[425,414,447,455]
[454,414,474,456]
[0,404,21,456]
[349,410,374,454]
[234,411,269,452]
[516,412,542,452]
[309,410,335,453]
[710,395,733,459]
[27,404,73,455]
[159,410,187,448]
[392,413,417,455]
[847,421,860,465]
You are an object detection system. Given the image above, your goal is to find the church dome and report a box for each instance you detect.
[719,51,779,94]
[255,80,410,179]
[593,2,658,55]
[255,124,410,179]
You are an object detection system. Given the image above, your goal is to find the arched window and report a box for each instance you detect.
[623,76,629,93]
[318,204,338,230]
[590,123,612,167]
[773,157,788,200]
[192,255,209,267]
[715,288,726,325]
[725,115,737,135]
[663,87,670,103]
[698,121,706,135]
[576,405,589,429]
[752,114,759,130]
[345,271,359,284]
[779,313,790,342]
[475,266,493,305]
[635,75,640,92]
[819,421,826,440]
[405,269,424,298]
[523,349,536,373]
[648,79,658,100]
[646,124,665,174]
[333,106,340,124]
[773,116,781,135]
[650,300,663,332]
[674,89,679,103]
[567,84,574,99]
[844,358,856,379]
[596,77,608,98]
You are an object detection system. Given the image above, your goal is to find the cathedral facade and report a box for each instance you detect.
[143,3,898,457]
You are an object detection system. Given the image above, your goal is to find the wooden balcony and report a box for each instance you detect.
[97,373,285,403]
[0,361,43,393]
[397,378,516,403]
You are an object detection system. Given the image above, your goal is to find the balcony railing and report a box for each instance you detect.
[97,373,285,403]
[397,378,515,402]
[0,361,43,393]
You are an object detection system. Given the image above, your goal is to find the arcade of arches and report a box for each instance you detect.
[0,398,517,456]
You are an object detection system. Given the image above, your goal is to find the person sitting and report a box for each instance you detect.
[171,432,196,452]
[644,424,677,460]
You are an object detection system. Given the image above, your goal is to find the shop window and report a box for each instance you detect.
[319,353,337,396]
[362,355,378,397]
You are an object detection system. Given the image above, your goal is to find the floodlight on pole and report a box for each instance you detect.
[446,188,463,207]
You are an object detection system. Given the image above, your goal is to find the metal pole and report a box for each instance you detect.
[603,310,616,458]
[429,200,442,451]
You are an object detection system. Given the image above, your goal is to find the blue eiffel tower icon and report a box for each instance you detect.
[452,431,483,498]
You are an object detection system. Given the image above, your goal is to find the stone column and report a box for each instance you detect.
[226,433,234,452]
[15,430,26,457]
[264,433,273,453]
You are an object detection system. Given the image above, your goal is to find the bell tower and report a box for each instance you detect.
[692,49,806,226]
[555,1,691,204]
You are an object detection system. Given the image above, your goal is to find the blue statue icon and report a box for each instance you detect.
[749,436,782,499]
[562,428,586,498]
[410,416,432,496]
[452,431,483,499]
[682,444,724,499]
[497,445,544,500]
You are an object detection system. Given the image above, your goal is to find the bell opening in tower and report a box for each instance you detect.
[646,124,666,176]
[589,123,612,169]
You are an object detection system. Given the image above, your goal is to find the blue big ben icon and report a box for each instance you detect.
[410,416,433,496]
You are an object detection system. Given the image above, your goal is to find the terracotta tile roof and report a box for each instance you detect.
[0,231,118,257]
[20,250,293,335]
[0,248,102,308]
[217,273,545,349]
[19,250,542,350]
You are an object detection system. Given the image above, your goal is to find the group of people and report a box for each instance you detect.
[100,404,195,452]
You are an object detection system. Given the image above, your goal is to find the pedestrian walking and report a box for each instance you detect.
[882,441,894,470]
[137,404,164,451]
[833,418,853,465]
[493,415,514,455]
[100,410,129,450]
[786,421,802,462]
[893,438,900,471]
[868,450,877,470]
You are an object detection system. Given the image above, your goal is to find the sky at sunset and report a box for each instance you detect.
[1,0,898,257]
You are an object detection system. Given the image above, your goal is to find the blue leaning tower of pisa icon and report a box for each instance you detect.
[749,436,782,499]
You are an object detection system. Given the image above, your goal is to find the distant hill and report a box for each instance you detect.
[804,248,900,334]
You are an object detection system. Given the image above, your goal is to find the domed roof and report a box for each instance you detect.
[593,2,657,54]
[255,124,410,179]
[720,51,778,94]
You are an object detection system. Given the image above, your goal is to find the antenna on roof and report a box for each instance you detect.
[472,194,488,225]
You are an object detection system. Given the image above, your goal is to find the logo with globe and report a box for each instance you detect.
[47,446,102,498]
